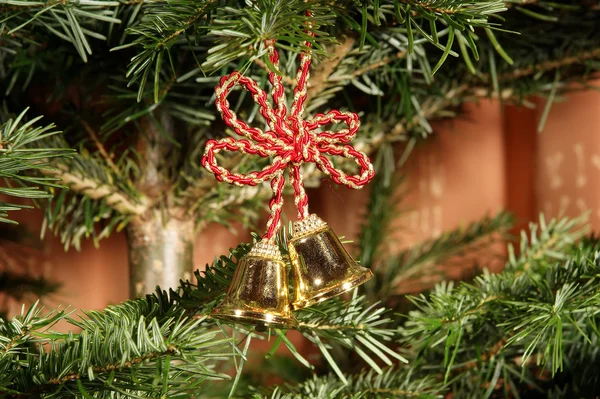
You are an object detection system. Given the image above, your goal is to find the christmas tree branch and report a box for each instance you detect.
[253,58,296,86]
[305,36,357,104]
[398,215,597,397]
[81,121,120,177]
[376,212,513,298]
[269,366,444,399]
[1,291,232,398]
[0,109,72,223]
[481,47,600,83]
[351,49,408,78]
[41,165,146,215]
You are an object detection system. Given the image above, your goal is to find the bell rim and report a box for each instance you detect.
[211,307,298,329]
[291,267,374,310]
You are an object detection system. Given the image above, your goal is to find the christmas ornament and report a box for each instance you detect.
[211,240,297,329]
[202,21,375,328]
[288,214,373,309]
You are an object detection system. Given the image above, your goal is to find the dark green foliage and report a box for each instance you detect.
[0,108,72,223]
[258,367,444,398]
[0,237,405,398]
[400,215,595,398]
[0,295,231,398]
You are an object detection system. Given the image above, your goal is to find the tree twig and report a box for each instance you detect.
[42,165,147,215]
[47,346,176,385]
[481,47,600,83]
[81,121,121,176]
[456,337,507,372]
[351,50,408,78]
[253,57,297,86]
[306,36,356,104]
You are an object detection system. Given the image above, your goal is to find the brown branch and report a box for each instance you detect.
[521,236,557,272]
[352,50,408,78]
[253,58,297,86]
[42,165,147,215]
[455,337,507,373]
[47,346,176,385]
[81,121,121,176]
[368,388,436,397]
[156,1,215,49]
[305,36,356,104]
[482,47,600,83]
[0,329,29,357]
[298,322,366,331]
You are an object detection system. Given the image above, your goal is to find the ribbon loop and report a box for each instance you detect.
[315,143,374,190]
[202,138,289,186]
[215,72,285,145]
[308,110,361,145]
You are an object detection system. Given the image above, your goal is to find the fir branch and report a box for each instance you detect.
[46,347,177,385]
[0,109,72,223]
[376,212,514,297]
[266,366,444,398]
[351,49,408,78]
[399,215,598,397]
[253,57,296,86]
[481,47,600,83]
[1,0,121,61]
[81,120,120,176]
[41,164,146,215]
[305,36,356,104]
[2,291,232,398]
[507,214,589,273]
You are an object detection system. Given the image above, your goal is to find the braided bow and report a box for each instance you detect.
[202,46,374,240]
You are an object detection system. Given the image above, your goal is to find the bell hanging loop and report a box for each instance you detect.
[288,214,373,309]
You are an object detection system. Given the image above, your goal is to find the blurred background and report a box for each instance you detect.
[4,85,600,327]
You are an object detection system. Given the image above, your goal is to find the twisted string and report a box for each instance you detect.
[201,14,375,242]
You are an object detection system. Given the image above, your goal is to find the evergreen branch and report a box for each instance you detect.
[46,347,177,385]
[41,164,146,215]
[253,57,296,86]
[1,0,121,61]
[351,49,408,78]
[0,109,72,223]
[81,120,120,176]
[507,214,589,273]
[2,290,232,398]
[376,211,513,297]
[399,215,597,397]
[117,0,219,102]
[305,36,356,104]
[295,293,408,379]
[266,366,444,398]
[481,46,600,83]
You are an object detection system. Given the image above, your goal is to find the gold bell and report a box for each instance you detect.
[211,240,298,329]
[288,214,373,309]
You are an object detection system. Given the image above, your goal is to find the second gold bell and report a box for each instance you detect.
[288,214,373,309]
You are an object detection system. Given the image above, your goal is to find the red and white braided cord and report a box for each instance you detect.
[202,23,374,241]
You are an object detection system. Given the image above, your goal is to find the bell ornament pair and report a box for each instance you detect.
[211,214,373,329]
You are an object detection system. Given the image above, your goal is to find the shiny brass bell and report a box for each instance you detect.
[288,214,373,309]
[211,240,298,329]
